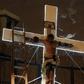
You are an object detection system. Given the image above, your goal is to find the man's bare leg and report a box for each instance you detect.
[46,70,54,84]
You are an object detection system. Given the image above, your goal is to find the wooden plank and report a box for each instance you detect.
[44,5,58,37]
[2,28,24,42]
[2,28,44,42]
[56,37,84,53]
[44,5,58,22]
[2,28,84,53]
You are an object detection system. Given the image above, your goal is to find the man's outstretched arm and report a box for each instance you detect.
[57,41,73,48]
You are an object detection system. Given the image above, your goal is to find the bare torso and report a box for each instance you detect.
[44,40,56,58]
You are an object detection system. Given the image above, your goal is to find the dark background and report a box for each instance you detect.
[0,0,84,40]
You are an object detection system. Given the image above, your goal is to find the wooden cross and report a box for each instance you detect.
[2,4,84,84]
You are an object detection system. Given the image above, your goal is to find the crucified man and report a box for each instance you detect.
[33,34,73,84]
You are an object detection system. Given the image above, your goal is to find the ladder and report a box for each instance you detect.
[11,25,28,84]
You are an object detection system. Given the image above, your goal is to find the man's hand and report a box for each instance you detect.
[58,41,73,48]
[33,36,39,43]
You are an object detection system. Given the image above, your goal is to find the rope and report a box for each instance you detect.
[65,51,84,74]
[18,46,39,84]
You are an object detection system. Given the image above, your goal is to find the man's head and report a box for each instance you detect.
[47,34,54,42]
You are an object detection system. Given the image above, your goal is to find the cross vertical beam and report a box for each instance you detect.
[41,5,59,84]
[44,5,58,38]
